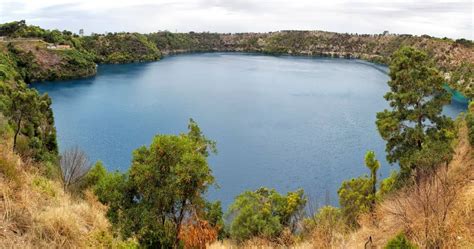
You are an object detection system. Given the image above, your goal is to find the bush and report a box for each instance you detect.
[337,176,373,227]
[227,187,306,242]
[385,233,417,249]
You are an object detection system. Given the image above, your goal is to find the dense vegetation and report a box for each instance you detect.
[81,33,161,63]
[0,20,473,248]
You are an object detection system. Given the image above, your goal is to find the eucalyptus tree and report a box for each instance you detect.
[376,46,454,179]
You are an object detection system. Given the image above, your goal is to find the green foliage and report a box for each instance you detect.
[147,31,221,52]
[32,176,57,197]
[337,176,373,227]
[80,33,161,63]
[466,102,474,145]
[385,233,417,249]
[83,161,107,187]
[92,119,217,248]
[0,82,57,161]
[378,171,398,198]
[376,46,454,179]
[227,187,306,242]
[337,151,381,227]
[365,150,380,205]
[203,201,226,239]
[304,205,345,232]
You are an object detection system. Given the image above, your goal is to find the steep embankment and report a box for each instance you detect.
[80,33,161,64]
[1,40,96,82]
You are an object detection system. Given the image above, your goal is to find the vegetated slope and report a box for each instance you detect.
[2,40,96,82]
[80,33,161,63]
[0,138,125,248]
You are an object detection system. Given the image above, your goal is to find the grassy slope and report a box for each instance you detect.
[0,137,124,248]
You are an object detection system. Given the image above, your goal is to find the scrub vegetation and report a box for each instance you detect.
[0,21,473,248]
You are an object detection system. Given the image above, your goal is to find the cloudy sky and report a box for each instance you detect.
[0,0,472,39]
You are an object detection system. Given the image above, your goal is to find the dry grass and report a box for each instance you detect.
[0,141,117,248]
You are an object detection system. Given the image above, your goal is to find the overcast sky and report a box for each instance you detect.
[0,0,472,39]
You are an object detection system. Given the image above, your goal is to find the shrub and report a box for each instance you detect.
[32,176,56,197]
[385,233,417,249]
[227,187,306,242]
[337,176,373,227]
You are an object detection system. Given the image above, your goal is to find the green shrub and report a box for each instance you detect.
[32,176,56,197]
[227,187,306,242]
[337,176,373,227]
[385,233,417,249]
[377,170,398,198]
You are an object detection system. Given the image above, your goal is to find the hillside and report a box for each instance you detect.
[0,134,135,248]
[80,33,161,64]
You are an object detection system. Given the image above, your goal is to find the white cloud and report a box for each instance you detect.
[0,0,472,39]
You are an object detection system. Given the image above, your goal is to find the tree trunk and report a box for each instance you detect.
[13,114,22,152]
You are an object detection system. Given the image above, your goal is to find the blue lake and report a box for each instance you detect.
[33,53,466,207]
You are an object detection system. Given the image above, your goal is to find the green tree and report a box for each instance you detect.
[5,85,56,158]
[227,187,306,242]
[376,46,454,179]
[92,119,217,248]
[364,150,380,207]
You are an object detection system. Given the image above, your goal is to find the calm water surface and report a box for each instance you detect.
[33,53,465,207]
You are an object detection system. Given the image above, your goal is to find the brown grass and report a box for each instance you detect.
[0,141,116,248]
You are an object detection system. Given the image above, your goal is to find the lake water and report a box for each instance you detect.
[33,53,466,207]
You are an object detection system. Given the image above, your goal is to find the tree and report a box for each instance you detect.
[1,81,57,160]
[376,46,454,179]
[60,147,92,191]
[10,87,38,152]
[364,150,380,207]
[227,187,306,242]
[93,119,217,248]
